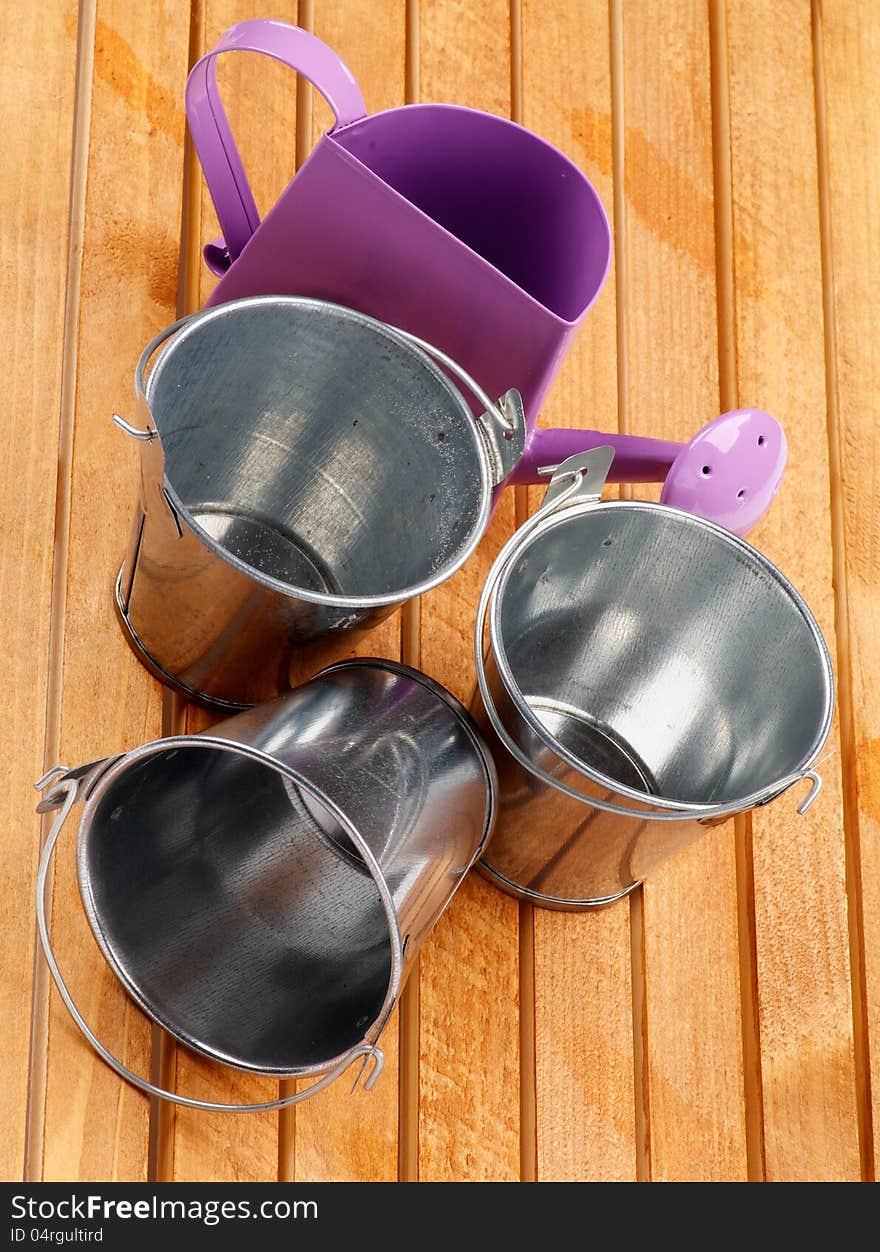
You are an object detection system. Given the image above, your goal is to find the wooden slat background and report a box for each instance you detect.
[2,0,875,1182]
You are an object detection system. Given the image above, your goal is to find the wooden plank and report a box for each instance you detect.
[520,0,637,1182]
[39,0,190,1181]
[168,0,302,1183]
[291,1012,400,1181]
[725,0,860,1181]
[290,0,406,1184]
[533,908,636,1180]
[816,0,880,1179]
[415,0,521,1182]
[622,0,748,1181]
[1,0,78,1182]
[170,0,406,1181]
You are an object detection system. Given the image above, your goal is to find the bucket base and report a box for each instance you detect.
[114,566,250,712]
[192,506,340,593]
[476,858,641,911]
[479,700,654,910]
[528,700,658,795]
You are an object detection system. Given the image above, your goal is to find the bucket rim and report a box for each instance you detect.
[143,294,496,610]
[74,732,404,1079]
[487,497,835,817]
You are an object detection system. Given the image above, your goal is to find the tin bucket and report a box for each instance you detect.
[35,660,494,1111]
[114,297,791,707]
[114,295,527,709]
[185,19,611,432]
[473,449,834,909]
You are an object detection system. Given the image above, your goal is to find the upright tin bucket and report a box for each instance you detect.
[186,19,612,432]
[114,295,526,709]
[114,297,793,708]
[35,660,495,1111]
[473,449,835,909]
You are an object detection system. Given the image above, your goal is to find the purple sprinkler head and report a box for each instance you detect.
[660,409,787,537]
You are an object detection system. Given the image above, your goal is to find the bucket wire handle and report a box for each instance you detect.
[111,312,198,442]
[34,769,385,1114]
[473,451,825,824]
[132,313,199,408]
[123,312,516,448]
[186,19,367,272]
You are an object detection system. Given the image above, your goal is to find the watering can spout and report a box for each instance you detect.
[509,427,680,486]
[506,408,786,537]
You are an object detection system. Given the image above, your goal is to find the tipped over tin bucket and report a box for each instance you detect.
[114,295,526,709]
[35,660,494,1111]
[473,448,834,910]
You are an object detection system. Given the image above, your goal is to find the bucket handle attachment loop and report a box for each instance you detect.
[794,769,822,815]
[474,450,826,825]
[112,415,155,442]
[112,316,197,534]
[186,19,368,273]
[34,768,385,1114]
[113,314,198,462]
[535,445,614,511]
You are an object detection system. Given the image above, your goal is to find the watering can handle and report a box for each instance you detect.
[33,770,385,1114]
[186,19,367,273]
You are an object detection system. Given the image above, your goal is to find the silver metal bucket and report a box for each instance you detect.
[35,659,495,1111]
[473,448,834,910]
[114,295,525,709]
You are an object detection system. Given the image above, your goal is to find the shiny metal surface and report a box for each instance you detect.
[39,660,494,1096]
[474,454,834,909]
[116,296,524,708]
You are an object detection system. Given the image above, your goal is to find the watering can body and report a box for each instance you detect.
[187,20,612,430]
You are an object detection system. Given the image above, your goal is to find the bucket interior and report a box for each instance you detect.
[334,107,610,322]
[493,504,831,807]
[146,299,487,599]
[79,744,394,1075]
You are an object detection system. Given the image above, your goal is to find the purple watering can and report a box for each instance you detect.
[186,19,787,539]
[127,21,787,709]
[187,18,610,430]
